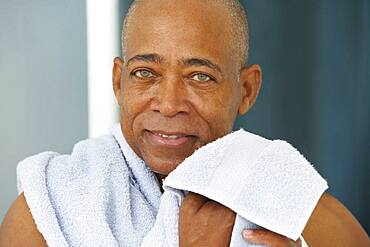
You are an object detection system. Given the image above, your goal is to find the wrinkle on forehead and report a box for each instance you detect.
[121,0,249,68]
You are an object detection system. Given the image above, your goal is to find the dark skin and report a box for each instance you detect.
[1,0,369,246]
[1,193,369,246]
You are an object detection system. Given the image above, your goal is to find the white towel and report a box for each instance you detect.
[17,124,326,246]
[147,129,328,246]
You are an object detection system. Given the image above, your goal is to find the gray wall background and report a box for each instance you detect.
[0,1,88,221]
[0,0,368,235]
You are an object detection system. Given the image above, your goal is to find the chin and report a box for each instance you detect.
[145,156,185,176]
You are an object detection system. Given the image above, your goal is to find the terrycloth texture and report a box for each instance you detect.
[162,130,328,242]
[17,124,325,246]
[17,127,162,247]
[144,130,327,246]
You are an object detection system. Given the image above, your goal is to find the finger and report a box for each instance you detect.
[242,229,289,245]
[181,192,209,214]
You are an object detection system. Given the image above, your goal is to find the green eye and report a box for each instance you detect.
[192,73,212,82]
[134,69,154,78]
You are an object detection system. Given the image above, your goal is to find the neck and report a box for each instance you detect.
[155,173,167,193]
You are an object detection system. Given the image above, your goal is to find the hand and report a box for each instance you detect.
[179,192,236,247]
[242,229,302,247]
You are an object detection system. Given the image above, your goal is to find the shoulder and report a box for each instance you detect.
[302,192,370,247]
[0,193,47,247]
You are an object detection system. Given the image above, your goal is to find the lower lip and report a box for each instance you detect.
[147,131,192,148]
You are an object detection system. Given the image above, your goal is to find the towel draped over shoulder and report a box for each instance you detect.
[17,124,319,247]
[17,126,162,247]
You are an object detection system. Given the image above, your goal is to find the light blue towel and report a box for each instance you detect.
[18,127,162,246]
[17,124,322,246]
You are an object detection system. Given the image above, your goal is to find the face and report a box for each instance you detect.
[113,0,262,176]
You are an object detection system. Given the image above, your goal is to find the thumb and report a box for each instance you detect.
[181,192,209,214]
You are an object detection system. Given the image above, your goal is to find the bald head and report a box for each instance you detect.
[121,0,249,67]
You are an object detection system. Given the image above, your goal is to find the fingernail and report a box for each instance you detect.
[243,229,254,238]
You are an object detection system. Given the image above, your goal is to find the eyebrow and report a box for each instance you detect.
[126,54,222,74]
[126,53,164,66]
[182,57,222,74]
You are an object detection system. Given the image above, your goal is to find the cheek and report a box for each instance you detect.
[190,85,239,137]
[121,77,153,115]
[120,83,152,135]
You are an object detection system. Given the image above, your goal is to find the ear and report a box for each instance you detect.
[238,64,262,115]
[112,57,124,106]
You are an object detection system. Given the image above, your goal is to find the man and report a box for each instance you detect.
[1,0,369,246]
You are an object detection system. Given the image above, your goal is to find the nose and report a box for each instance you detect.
[150,77,190,117]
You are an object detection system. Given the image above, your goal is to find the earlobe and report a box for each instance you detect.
[238,64,262,115]
[112,57,124,105]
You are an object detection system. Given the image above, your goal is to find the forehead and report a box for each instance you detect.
[124,0,235,66]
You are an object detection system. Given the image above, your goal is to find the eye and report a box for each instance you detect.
[133,69,155,79]
[191,73,214,83]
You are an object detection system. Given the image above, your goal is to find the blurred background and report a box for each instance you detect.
[0,0,369,233]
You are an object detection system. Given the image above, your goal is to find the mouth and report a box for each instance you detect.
[145,130,196,148]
